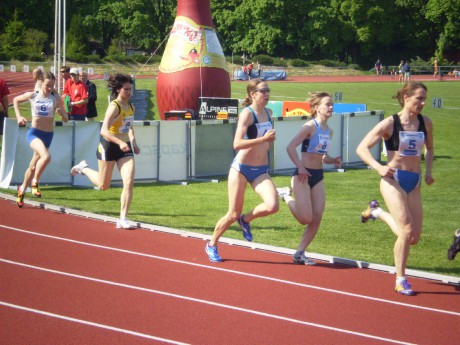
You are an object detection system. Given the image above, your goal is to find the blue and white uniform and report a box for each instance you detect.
[293,120,331,188]
[26,91,57,148]
[231,106,272,182]
[301,119,331,154]
[245,106,273,139]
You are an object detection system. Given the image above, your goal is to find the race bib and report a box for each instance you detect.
[399,131,424,156]
[119,116,134,134]
[256,121,272,138]
[33,99,54,117]
[314,133,331,154]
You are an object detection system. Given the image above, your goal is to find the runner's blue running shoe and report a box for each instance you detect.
[205,243,222,262]
[237,215,253,241]
[395,279,415,296]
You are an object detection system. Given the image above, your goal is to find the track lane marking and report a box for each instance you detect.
[1,224,459,317]
[1,259,415,345]
[0,301,189,345]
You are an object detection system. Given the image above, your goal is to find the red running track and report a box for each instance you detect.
[0,71,104,107]
[0,197,459,344]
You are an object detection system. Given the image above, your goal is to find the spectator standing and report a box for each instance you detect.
[398,60,404,84]
[70,74,140,229]
[257,61,262,77]
[14,71,68,207]
[0,77,10,140]
[79,70,98,121]
[205,79,278,262]
[276,92,342,265]
[403,61,411,83]
[356,82,434,296]
[60,66,71,87]
[63,68,88,121]
[433,58,439,78]
[375,59,382,76]
[247,62,254,79]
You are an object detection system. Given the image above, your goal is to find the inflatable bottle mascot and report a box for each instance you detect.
[156,0,231,120]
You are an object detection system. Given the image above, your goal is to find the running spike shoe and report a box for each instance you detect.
[31,183,41,197]
[276,187,291,199]
[116,219,137,229]
[293,253,317,266]
[70,160,88,176]
[205,243,223,262]
[361,200,380,223]
[17,187,25,208]
[394,279,415,296]
[237,215,253,241]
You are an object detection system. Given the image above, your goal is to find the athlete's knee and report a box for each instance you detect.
[297,214,312,225]
[267,202,279,215]
[122,177,134,189]
[309,215,323,228]
[398,226,414,243]
[42,153,51,164]
[97,182,111,190]
[227,211,240,224]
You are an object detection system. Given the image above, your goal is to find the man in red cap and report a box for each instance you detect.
[63,67,88,121]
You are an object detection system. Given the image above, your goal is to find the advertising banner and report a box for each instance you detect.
[282,101,311,117]
[198,97,239,120]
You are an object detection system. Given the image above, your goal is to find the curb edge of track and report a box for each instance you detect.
[1,192,458,286]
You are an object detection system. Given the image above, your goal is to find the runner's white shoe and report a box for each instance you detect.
[70,160,88,176]
[276,187,291,199]
[116,219,137,229]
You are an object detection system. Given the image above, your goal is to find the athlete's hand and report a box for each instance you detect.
[263,129,276,142]
[296,166,311,184]
[17,116,27,127]
[333,156,342,169]
[119,141,130,152]
[378,165,395,178]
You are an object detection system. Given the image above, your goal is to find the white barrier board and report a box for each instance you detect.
[0,112,384,188]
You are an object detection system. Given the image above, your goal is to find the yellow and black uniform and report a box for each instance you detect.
[96,100,135,161]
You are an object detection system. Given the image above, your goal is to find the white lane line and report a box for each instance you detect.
[0,260,415,345]
[1,224,459,317]
[0,301,189,345]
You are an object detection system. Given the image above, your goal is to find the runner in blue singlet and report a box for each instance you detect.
[205,79,278,262]
[277,92,342,266]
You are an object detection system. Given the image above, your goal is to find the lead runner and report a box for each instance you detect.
[356,81,434,296]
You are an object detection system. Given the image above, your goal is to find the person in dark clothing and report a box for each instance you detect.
[79,70,98,121]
